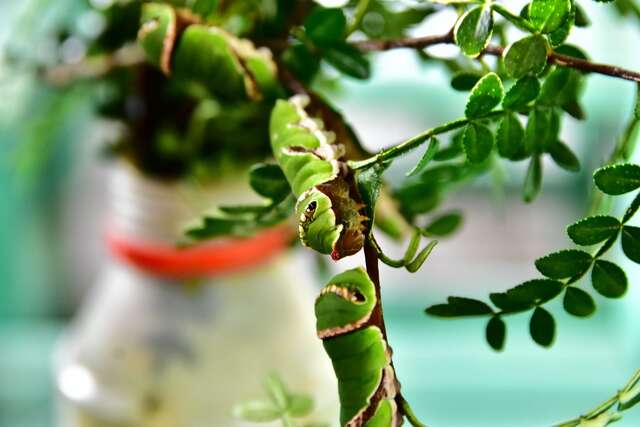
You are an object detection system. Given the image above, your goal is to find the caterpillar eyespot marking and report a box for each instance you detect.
[269,95,367,259]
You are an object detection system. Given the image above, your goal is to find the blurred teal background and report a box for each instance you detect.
[1,1,639,426]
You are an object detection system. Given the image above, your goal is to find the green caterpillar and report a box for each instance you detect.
[269,95,367,260]
[315,267,401,426]
[138,3,280,101]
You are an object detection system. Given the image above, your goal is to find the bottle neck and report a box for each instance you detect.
[105,162,292,279]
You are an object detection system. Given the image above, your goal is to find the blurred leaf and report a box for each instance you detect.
[548,141,580,172]
[282,42,321,83]
[539,68,582,107]
[490,279,563,312]
[523,155,542,203]
[407,138,439,176]
[423,211,463,237]
[324,43,371,79]
[454,5,493,57]
[593,163,640,195]
[426,297,493,317]
[465,72,504,118]
[304,7,346,46]
[486,316,506,351]
[621,225,640,263]
[529,0,572,33]
[530,307,555,347]
[592,260,628,298]
[249,163,291,201]
[288,393,314,417]
[525,109,550,154]
[535,249,593,279]
[567,215,620,245]
[504,35,548,78]
[433,132,464,161]
[497,113,525,160]
[563,287,596,317]
[232,400,282,422]
[503,76,541,109]
[463,123,494,163]
[186,217,252,239]
[451,71,483,92]
[264,373,288,409]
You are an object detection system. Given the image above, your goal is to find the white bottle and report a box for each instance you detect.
[54,162,338,427]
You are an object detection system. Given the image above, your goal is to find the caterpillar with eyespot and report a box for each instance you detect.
[315,267,402,426]
[137,2,281,101]
[269,94,368,260]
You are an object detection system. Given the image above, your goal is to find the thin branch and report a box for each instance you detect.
[353,33,640,84]
[44,44,145,86]
[348,110,506,171]
[347,0,371,35]
[551,369,640,427]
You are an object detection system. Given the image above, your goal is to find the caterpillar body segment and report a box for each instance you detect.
[138,3,279,101]
[269,95,367,260]
[315,268,402,427]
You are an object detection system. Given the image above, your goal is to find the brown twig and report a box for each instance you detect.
[44,44,145,86]
[353,33,640,84]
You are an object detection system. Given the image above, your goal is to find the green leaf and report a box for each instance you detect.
[486,316,506,351]
[523,155,543,203]
[524,109,550,154]
[454,5,494,57]
[424,211,463,237]
[249,163,290,201]
[304,7,347,46]
[186,217,251,239]
[282,43,320,83]
[434,131,464,161]
[535,249,593,279]
[619,380,640,411]
[539,68,582,106]
[529,307,556,347]
[463,123,494,163]
[264,373,288,409]
[547,8,574,47]
[548,141,580,172]
[426,297,493,318]
[503,76,541,109]
[563,287,596,317]
[529,0,572,33]
[490,279,563,312]
[503,35,548,79]
[451,71,482,91]
[324,43,371,79]
[288,393,314,417]
[496,113,525,160]
[567,215,620,245]
[595,234,618,258]
[623,192,640,223]
[219,204,271,215]
[407,138,439,176]
[621,225,640,263]
[232,400,282,422]
[592,260,628,298]
[465,72,504,118]
[593,163,640,195]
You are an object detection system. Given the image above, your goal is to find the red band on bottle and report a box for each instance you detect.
[105,225,293,279]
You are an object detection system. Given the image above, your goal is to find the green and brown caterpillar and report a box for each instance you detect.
[269,95,368,260]
[315,267,402,426]
[137,3,280,101]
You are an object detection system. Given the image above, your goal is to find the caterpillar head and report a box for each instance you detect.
[315,267,377,339]
[295,188,343,257]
